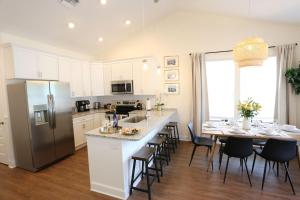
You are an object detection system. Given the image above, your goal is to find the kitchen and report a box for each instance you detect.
[1,0,300,200]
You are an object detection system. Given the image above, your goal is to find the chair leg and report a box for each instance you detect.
[276,162,279,177]
[240,159,243,172]
[251,153,256,175]
[283,162,296,195]
[223,156,230,184]
[219,145,224,170]
[130,159,136,195]
[189,145,197,166]
[261,160,268,190]
[297,146,300,169]
[285,161,289,182]
[244,158,252,187]
[206,147,210,157]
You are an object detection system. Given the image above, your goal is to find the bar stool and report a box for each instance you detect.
[164,125,178,148]
[130,147,160,200]
[157,132,171,161]
[166,122,180,144]
[147,136,168,176]
[159,128,176,154]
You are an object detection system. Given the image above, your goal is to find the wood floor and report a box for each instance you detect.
[1,142,299,200]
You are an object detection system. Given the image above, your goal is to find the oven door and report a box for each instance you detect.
[111,82,126,94]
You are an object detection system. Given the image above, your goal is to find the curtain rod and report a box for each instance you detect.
[189,43,298,56]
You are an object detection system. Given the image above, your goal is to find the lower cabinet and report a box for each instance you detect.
[73,116,94,150]
[72,112,106,150]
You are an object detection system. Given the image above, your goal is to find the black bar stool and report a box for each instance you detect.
[130,147,160,200]
[166,122,180,144]
[159,128,176,154]
[148,136,168,176]
[157,132,171,161]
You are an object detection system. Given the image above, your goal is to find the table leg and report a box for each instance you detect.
[207,136,218,172]
[297,145,300,169]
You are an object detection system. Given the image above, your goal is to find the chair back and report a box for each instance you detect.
[224,137,253,158]
[261,138,297,162]
[187,122,196,143]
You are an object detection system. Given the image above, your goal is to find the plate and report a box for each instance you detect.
[229,129,246,134]
[281,128,300,133]
[122,128,140,136]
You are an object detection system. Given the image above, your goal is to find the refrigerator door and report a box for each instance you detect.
[26,81,56,169]
[50,82,75,159]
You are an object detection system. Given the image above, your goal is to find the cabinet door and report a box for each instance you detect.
[73,121,84,148]
[82,62,91,97]
[70,61,83,97]
[38,52,59,80]
[103,64,112,95]
[143,59,156,95]
[111,62,132,81]
[132,61,144,95]
[90,63,104,96]
[93,113,106,128]
[12,46,39,79]
[58,57,72,83]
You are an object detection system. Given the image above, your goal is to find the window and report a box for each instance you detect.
[206,56,277,122]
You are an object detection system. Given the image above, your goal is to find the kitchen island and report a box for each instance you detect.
[85,109,178,199]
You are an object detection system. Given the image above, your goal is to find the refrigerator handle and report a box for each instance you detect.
[51,94,56,129]
[47,94,53,128]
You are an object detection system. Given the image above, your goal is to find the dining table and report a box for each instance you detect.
[202,122,300,172]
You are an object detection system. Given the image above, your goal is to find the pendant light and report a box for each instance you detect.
[141,0,148,70]
[233,0,268,67]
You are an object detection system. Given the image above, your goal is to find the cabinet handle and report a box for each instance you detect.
[82,124,86,129]
[0,121,4,125]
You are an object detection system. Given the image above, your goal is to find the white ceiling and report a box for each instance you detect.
[0,0,300,56]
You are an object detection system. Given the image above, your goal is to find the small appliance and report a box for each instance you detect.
[76,100,90,112]
[111,80,133,94]
[93,102,101,109]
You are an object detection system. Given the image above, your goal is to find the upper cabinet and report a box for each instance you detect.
[82,62,91,97]
[4,44,59,80]
[90,63,104,96]
[111,62,133,81]
[103,64,112,95]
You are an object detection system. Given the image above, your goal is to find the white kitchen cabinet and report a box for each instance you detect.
[73,116,94,149]
[37,52,59,80]
[82,62,91,97]
[111,62,132,81]
[4,44,59,80]
[58,57,72,83]
[132,58,157,95]
[103,64,112,95]
[93,113,106,128]
[70,60,84,98]
[90,63,104,96]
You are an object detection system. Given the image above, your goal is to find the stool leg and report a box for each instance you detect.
[141,160,144,180]
[158,145,163,176]
[130,159,136,195]
[153,154,160,182]
[145,161,151,200]
[176,124,180,143]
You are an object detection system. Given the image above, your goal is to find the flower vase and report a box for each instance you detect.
[157,105,162,111]
[242,118,250,130]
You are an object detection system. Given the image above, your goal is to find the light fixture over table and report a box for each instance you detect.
[233,37,268,67]
[233,0,268,67]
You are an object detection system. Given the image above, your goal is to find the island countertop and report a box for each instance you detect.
[85,109,177,141]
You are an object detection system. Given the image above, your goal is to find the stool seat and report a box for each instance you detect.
[166,122,177,126]
[148,136,164,146]
[160,128,172,134]
[132,147,156,161]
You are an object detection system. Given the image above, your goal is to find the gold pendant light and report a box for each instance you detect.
[233,37,268,67]
[233,0,268,67]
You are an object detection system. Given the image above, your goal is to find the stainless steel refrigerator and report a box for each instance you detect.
[7,81,75,171]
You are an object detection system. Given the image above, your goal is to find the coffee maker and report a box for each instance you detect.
[75,100,90,112]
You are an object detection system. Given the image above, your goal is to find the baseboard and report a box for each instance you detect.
[91,182,126,200]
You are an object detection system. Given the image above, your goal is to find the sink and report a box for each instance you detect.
[123,116,147,123]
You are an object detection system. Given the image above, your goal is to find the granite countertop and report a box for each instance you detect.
[72,108,110,119]
[85,109,177,141]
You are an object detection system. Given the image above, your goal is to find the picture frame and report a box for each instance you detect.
[164,56,179,68]
[164,69,179,81]
[164,83,180,95]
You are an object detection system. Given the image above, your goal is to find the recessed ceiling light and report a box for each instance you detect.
[125,20,131,25]
[68,22,75,29]
[100,0,107,5]
[98,37,104,42]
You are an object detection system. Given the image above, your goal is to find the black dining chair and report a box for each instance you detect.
[251,138,297,195]
[222,137,253,186]
[187,122,213,169]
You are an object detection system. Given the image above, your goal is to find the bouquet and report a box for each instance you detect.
[237,98,261,119]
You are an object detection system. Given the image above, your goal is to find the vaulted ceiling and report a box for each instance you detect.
[0,0,299,56]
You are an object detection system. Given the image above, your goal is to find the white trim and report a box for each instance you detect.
[91,181,126,200]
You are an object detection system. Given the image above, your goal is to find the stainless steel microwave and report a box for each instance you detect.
[111,80,134,94]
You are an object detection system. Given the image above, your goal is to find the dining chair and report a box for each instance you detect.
[187,122,213,169]
[222,137,253,186]
[251,138,297,195]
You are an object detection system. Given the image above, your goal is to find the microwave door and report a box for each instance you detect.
[112,83,126,93]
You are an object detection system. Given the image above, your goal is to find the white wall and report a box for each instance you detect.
[100,11,300,140]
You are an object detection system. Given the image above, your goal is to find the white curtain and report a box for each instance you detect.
[274,44,297,125]
[191,53,209,135]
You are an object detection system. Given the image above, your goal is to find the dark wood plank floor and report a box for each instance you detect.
[1,142,299,200]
